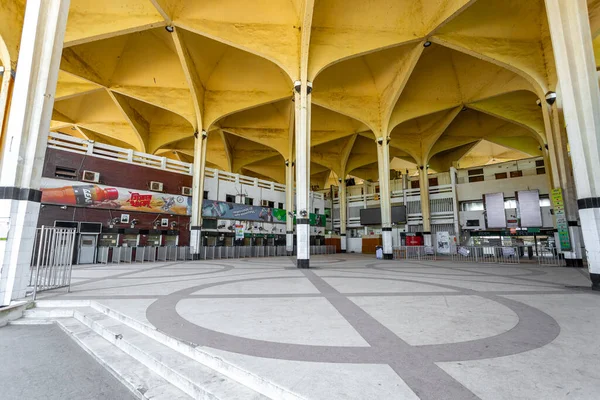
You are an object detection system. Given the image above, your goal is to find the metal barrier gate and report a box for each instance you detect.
[29,226,77,299]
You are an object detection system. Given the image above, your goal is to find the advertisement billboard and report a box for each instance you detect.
[201,200,326,227]
[41,178,192,215]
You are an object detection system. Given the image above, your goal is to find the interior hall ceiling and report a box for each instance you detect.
[0,0,594,185]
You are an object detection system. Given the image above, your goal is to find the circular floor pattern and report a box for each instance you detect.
[147,265,561,399]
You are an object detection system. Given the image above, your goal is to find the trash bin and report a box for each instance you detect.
[376,245,383,260]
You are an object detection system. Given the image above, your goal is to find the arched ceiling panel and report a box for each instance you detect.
[53,89,145,151]
[0,0,25,67]
[163,0,300,78]
[433,0,552,92]
[64,0,164,47]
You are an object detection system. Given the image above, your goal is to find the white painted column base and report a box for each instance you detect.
[382,229,393,260]
[286,233,294,253]
[190,229,202,259]
[577,209,600,288]
[0,200,41,305]
[340,234,347,253]
[296,224,310,268]
[562,225,584,267]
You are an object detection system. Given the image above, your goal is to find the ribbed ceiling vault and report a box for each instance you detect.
[2,0,599,185]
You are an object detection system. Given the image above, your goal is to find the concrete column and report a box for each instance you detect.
[294,80,312,268]
[450,167,461,237]
[545,100,585,266]
[285,160,294,252]
[0,0,70,306]
[0,67,14,137]
[545,0,600,289]
[419,166,432,246]
[376,138,393,259]
[190,131,207,257]
[339,180,347,253]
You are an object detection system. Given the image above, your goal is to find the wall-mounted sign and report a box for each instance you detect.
[436,231,450,254]
[517,190,542,227]
[161,218,169,227]
[41,178,192,216]
[120,214,130,223]
[201,200,326,227]
[484,192,506,228]
[551,188,571,251]
[235,225,245,240]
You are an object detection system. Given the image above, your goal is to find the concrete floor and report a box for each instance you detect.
[39,254,599,400]
[0,324,136,400]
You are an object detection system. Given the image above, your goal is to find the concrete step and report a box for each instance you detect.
[34,300,304,400]
[53,317,190,400]
[17,302,292,399]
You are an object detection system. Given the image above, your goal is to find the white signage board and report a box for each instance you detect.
[485,192,506,228]
[518,190,542,227]
[436,231,450,254]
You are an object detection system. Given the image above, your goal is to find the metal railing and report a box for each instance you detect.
[91,244,336,265]
[29,226,77,299]
[392,245,521,265]
[535,247,566,266]
[393,246,436,261]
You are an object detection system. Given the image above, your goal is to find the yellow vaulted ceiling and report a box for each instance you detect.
[0,0,589,185]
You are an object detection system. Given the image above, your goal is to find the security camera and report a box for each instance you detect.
[536,99,542,107]
[285,160,289,166]
[377,137,384,145]
[545,91,557,106]
[300,209,308,217]
[201,130,208,139]
[294,80,302,93]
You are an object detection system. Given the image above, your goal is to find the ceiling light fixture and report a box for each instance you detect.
[165,25,174,33]
[423,41,432,48]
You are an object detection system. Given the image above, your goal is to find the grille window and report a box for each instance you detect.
[55,166,77,180]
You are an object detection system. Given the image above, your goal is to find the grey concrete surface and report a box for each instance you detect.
[0,324,136,400]
[37,255,600,399]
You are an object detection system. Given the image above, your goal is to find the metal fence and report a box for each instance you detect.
[393,245,521,265]
[29,226,77,299]
[94,244,337,264]
[391,245,568,266]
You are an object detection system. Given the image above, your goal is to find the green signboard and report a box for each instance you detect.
[551,188,571,250]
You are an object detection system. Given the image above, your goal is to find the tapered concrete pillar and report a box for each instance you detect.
[285,160,294,252]
[0,0,70,306]
[338,179,347,253]
[190,131,208,258]
[419,166,432,246]
[294,80,312,268]
[450,167,460,237]
[376,138,393,259]
[0,67,14,137]
[545,0,600,289]
[543,100,585,266]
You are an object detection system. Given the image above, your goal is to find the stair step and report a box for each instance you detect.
[90,302,303,400]
[17,303,287,400]
[72,307,268,400]
[56,317,191,400]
